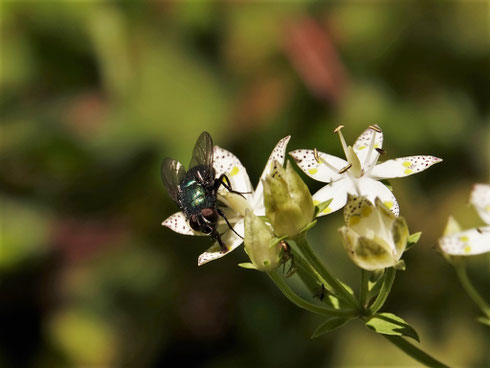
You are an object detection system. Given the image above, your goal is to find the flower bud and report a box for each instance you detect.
[244,209,281,272]
[263,160,315,238]
[338,195,409,271]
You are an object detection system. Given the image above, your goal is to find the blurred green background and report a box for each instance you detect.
[1,1,489,367]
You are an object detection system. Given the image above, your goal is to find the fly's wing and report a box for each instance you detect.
[161,158,186,205]
[188,131,214,170]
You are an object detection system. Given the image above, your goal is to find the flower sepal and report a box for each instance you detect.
[405,232,422,251]
[314,199,334,218]
[298,219,318,238]
[238,262,258,270]
[393,260,406,271]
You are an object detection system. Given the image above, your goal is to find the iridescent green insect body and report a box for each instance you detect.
[179,165,217,218]
[161,132,240,251]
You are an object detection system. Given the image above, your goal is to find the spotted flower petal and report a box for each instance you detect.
[252,135,290,211]
[358,178,400,217]
[197,221,245,266]
[289,149,346,183]
[439,184,490,256]
[439,227,490,256]
[162,212,203,236]
[369,156,442,180]
[470,184,490,225]
[213,146,253,195]
[353,125,383,169]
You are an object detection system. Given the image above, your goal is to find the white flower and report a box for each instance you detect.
[339,195,409,271]
[162,136,291,266]
[290,125,442,216]
[439,184,490,256]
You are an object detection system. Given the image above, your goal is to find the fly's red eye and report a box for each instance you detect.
[189,215,201,231]
[201,208,219,224]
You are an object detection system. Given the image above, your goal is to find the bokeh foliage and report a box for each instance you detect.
[1,1,489,367]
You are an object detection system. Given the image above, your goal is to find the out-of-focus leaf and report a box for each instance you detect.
[311,317,351,339]
[365,312,420,342]
[0,198,52,270]
[476,317,490,327]
[48,308,116,366]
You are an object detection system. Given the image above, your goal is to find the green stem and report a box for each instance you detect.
[268,271,356,317]
[369,267,396,314]
[288,245,334,294]
[295,235,360,310]
[359,269,369,310]
[382,335,449,368]
[288,246,353,311]
[454,262,490,318]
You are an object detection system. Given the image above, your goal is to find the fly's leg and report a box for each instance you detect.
[215,174,251,198]
[211,230,228,252]
[216,207,243,239]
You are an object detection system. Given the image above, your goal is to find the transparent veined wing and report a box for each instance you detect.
[161,158,186,204]
[189,131,214,170]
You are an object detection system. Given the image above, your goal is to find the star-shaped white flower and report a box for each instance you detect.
[162,136,291,266]
[290,125,442,216]
[439,184,490,256]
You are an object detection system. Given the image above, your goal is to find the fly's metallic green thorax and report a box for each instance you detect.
[179,165,217,217]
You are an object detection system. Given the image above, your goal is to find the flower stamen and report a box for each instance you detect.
[339,163,352,174]
[363,128,378,172]
[313,148,321,163]
[334,125,350,160]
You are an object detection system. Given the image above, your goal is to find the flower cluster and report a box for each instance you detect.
[162,125,441,271]
[159,126,486,367]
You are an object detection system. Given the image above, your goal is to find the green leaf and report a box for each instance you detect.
[476,316,490,326]
[311,317,351,339]
[238,262,257,270]
[406,232,422,251]
[365,313,420,342]
[315,199,333,217]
